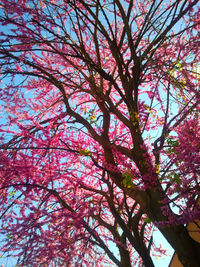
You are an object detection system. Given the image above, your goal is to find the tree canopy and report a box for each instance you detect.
[0,0,199,266]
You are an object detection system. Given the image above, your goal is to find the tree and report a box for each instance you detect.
[0,0,199,266]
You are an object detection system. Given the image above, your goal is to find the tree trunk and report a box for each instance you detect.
[119,244,155,267]
[118,246,132,267]
[148,190,200,267]
[138,249,155,267]
[160,225,200,267]
[134,237,155,267]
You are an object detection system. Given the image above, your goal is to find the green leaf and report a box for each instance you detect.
[143,217,152,224]
[166,138,179,154]
[167,138,179,147]
[174,173,181,184]
[168,172,181,184]
[122,171,134,188]
[79,149,91,156]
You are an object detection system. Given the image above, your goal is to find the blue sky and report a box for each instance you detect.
[1,0,199,266]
